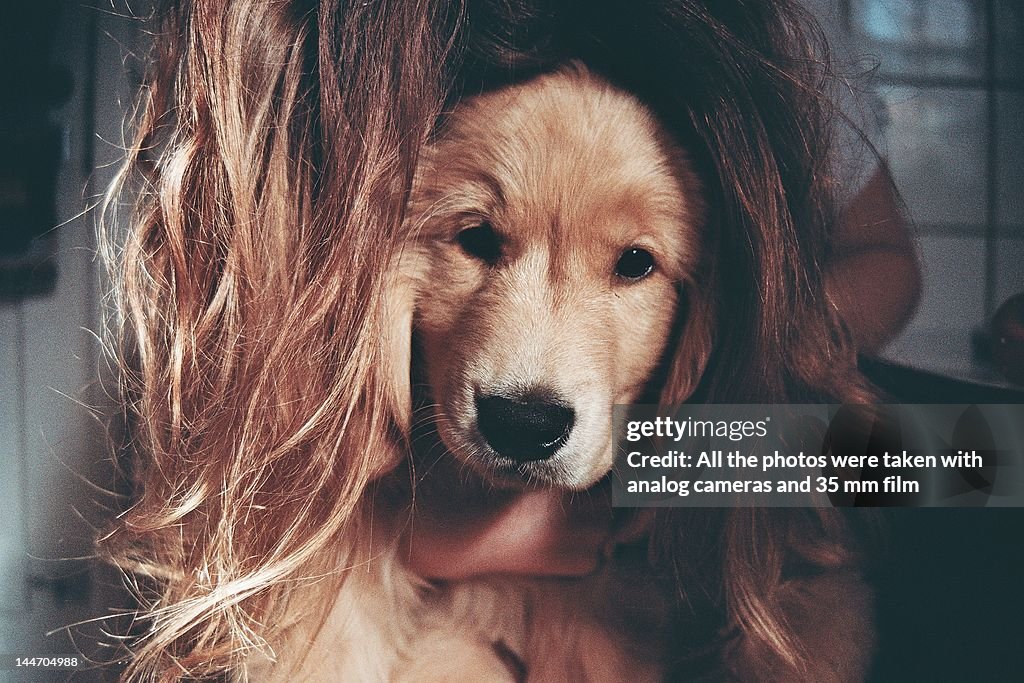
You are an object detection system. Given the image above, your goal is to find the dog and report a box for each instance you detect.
[240,64,873,682]
[239,63,699,681]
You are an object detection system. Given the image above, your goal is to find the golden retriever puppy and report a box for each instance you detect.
[403,63,705,488]
[246,63,703,682]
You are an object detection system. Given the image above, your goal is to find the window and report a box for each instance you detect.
[839,0,1023,381]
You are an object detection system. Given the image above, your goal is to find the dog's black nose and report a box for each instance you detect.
[475,392,574,462]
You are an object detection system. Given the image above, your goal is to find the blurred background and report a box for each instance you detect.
[1,2,146,678]
[821,0,1024,382]
[0,0,1020,680]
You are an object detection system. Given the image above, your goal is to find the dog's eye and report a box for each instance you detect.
[615,248,655,280]
[457,223,502,264]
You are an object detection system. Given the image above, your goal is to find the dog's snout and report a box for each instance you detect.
[475,392,574,462]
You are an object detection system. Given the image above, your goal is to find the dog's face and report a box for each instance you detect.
[398,66,706,489]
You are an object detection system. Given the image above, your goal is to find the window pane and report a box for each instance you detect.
[881,87,987,226]
[996,238,1024,307]
[850,0,985,77]
[997,93,1024,231]
[995,0,1023,82]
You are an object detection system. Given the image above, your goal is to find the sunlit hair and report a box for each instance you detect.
[104,0,874,680]
[104,1,462,678]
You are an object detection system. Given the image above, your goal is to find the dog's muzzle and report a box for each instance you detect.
[475,390,574,462]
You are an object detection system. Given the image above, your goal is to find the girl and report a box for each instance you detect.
[105,1,880,679]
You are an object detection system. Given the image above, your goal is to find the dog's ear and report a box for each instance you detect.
[381,270,416,434]
[357,252,424,483]
[658,283,715,407]
[653,146,711,407]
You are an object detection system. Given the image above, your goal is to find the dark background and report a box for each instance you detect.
[0,1,1020,680]
[872,509,1024,681]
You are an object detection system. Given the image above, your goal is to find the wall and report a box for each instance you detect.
[0,1,146,675]
[828,0,1024,380]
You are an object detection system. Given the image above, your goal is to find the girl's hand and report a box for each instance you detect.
[399,464,650,579]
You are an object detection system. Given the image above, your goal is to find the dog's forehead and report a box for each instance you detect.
[445,71,683,208]
[424,66,700,273]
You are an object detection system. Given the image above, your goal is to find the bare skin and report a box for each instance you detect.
[403,483,614,579]
[829,164,922,353]
[400,453,655,578]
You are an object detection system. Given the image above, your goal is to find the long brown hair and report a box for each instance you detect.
[106,0,462,677]
[450,3,874,678]
[105,0,871,679]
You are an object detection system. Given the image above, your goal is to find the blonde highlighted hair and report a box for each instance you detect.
[105,1,462,677]
[104,0,874,680]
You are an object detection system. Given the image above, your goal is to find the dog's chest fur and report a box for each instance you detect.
[243,523,672,682]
